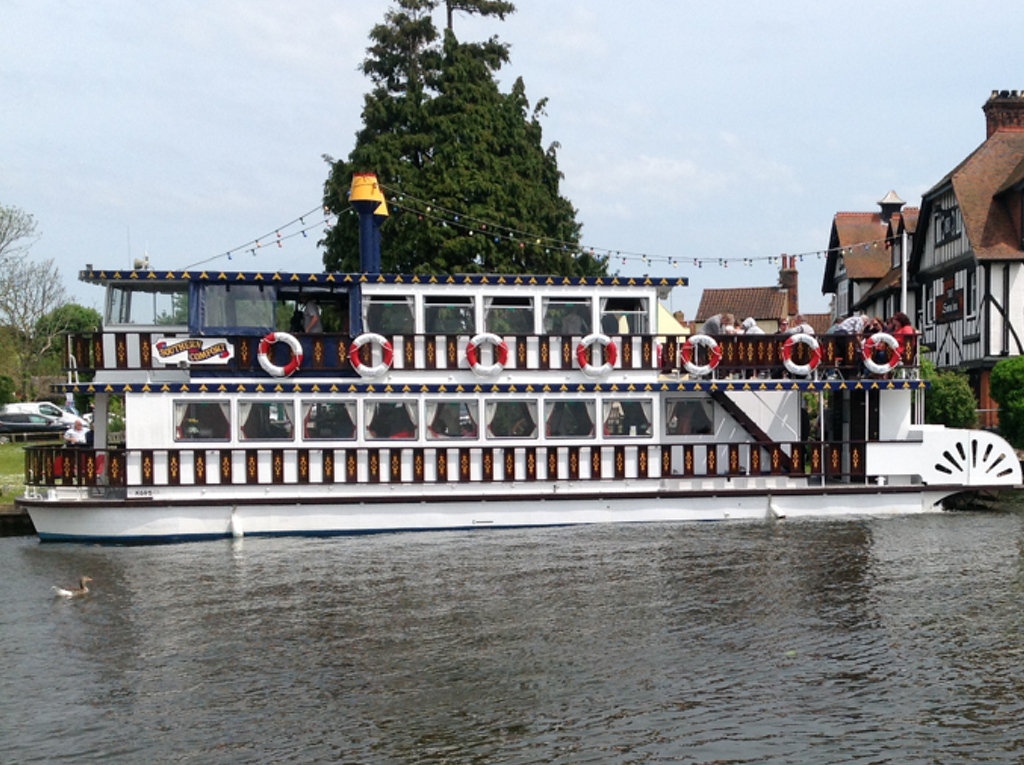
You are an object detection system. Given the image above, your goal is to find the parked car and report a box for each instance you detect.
[0,412,67,440]
[1,401,85,427]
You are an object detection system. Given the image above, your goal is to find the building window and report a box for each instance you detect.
[934,206,963,247]
[966,268,977,316]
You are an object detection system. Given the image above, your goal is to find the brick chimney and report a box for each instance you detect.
[983,90,1024,138]
[778,254,799,316]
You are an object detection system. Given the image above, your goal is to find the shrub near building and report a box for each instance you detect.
[921,359,978,431]
[990,356,1024,448]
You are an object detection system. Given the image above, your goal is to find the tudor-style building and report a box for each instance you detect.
[821,191,918,324]
[912,90,1024,427]
[821,91,1024,428]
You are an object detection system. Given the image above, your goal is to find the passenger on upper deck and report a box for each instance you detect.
[886,311,916,353]
[741,317,764,335]
[829,313,867,335]
[700,312,735,335]
[783,314,815,335]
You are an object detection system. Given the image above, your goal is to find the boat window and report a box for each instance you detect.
[484,296,534,334]
[365,401,418,440]
[106,284,188,327]
[200,284,275,335]
[238,401,294,441]
[425,401,478,440]
[665,399,715,436]
[545,400,596,438]
[602,399,653,437]
[542,297,591,335]
[364,295,414,335]
[424,296,475,334]
[486,400,538,439]
[600,297,649,335]
[301,401,356,440]
[174,401,231,442]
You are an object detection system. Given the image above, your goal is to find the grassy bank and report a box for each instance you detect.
[0,442,28,505]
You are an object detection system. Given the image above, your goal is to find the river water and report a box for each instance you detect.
[2,509,1024,764]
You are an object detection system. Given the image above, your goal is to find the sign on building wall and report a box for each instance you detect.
[935,277,963,323]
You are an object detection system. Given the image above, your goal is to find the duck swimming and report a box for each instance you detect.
[52,577,92,598]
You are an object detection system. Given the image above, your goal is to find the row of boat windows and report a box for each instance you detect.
[364,295,650,336]
[105,284,651,335]
[173,398,715,443]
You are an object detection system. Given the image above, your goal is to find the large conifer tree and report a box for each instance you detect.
[322,0,605,276]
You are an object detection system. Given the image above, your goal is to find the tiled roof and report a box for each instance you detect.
[948,130,1024,261]
[855,264,903,308]
[695,287,789,322]
[831,213,892,279]
[803,313,834,335]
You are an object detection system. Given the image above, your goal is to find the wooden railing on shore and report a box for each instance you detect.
[65,332,918,379]
[25,440,871,491]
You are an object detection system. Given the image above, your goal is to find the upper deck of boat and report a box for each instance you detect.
[66,266,916,388]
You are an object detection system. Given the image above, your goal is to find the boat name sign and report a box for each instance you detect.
[153,338,234,365]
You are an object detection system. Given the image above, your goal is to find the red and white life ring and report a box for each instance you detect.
[257,331,303,377]
[576,333,618,376]
[465,332,509,376]
[349,332,394,378]
[680,334,722,377]
[862,332,901,375]
[782,333,822,377]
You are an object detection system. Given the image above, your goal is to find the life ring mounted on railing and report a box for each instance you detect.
[465,332,510,376]
[862,332,901,375]
[257,331,303,377]
[349,332,395,378]
[781,333,822,377]
[576,333,618,376]
[680,334,722,377]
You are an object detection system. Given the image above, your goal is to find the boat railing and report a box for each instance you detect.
[24,440,882,491]
[64,332,918,380]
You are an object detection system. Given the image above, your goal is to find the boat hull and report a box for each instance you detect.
[20,481,958,543]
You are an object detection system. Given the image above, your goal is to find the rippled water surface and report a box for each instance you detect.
[3,510,1024,764]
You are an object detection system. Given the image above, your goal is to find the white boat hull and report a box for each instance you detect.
[21,480,956,543]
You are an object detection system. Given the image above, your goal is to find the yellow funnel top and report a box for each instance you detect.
[349,173,386,205]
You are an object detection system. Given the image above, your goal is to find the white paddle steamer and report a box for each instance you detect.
[18,175,1021,542]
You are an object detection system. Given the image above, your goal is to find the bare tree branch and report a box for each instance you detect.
[0,204,39,263]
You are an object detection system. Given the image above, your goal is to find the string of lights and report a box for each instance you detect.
[179,205,343,271]
[379,184,896,270]
[175,188,896,275]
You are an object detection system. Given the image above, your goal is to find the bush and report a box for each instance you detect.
[0,375,14,407]
[921,359,977,429]
[990,356,1024,447]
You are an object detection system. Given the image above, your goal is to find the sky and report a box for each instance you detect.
[4,0,1024,321]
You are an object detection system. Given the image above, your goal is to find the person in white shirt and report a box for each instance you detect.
[783,313,815,335]
[64,420,88,446]
[741,317,764,334]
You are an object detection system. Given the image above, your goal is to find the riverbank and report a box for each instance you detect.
[0,503,33,535]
